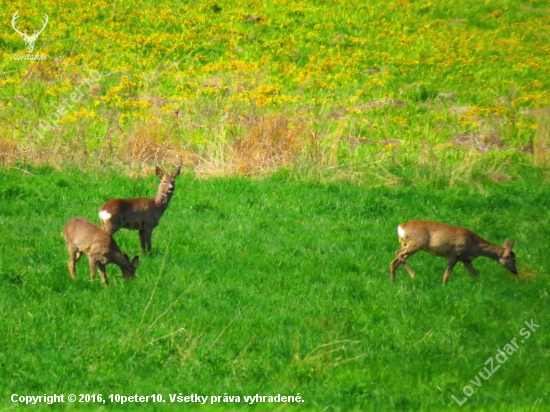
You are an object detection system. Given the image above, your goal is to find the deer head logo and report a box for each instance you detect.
[11,11,49,54]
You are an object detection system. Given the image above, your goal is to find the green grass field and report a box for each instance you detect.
[0,165,548,410]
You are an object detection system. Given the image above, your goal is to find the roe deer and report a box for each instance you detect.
[390,220,517,285]
[63,217,139,287]
[98,166,181,252]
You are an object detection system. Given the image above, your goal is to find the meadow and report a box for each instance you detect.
[0,165,549,411]
[1,0,549,177]
[0,0,550,410]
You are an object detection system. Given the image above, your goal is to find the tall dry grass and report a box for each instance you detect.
[0,103,546,188]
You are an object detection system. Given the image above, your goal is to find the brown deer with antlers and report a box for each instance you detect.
[63,217,139,287]
[390,220,517,285]
[99,166,181,252]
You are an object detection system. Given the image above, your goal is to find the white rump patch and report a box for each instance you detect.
[98,210,111,221]
[397,225,405,239]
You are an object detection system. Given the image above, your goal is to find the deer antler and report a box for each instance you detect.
[11,11,27,38]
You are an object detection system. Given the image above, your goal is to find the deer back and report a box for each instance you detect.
[100,198,160,227]
[399,220,479,258]
[64,217,122,257]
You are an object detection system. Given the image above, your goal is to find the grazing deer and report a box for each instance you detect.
[98,166,181,252]
[63,217,139,287]
[390,220,517,285]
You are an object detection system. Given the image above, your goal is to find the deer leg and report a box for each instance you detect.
[463,260,478,277]
[139,230,147,252]
[390,257,401,284]
[391,247,419,283]
[140,229,153,252]
[97,263,109,287]
[402,261,417,280]
[442,255,458,285]
[145,229,153,252]
[67,257,76,279]
[390,248,406,283]
[391,258,416,283]
[101,219,120,235]
[67,244,78,280]
[89,257,97,282]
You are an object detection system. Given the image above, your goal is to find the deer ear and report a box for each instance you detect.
[155,166,165,179]
[124,253,130,261]
[503,239,515,255]
[173,165,182,178]
[132,256,140,268]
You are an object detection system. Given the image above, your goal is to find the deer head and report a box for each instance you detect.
[499,239,517,275]
[155,165,181,196]
[12,11,49,54]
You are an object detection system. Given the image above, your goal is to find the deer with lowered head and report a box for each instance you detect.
[98,166,181,252]
[63,217,139,287]
[390,220,517,285]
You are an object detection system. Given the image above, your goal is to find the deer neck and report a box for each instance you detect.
[111,250,130,269]
[154,188,173,214]
[476,239,504,262]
